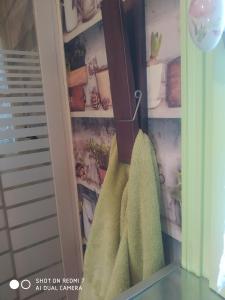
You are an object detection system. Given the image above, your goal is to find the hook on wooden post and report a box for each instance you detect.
[101,0,147,163]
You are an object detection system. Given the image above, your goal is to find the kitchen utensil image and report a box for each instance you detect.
[147,63,165,109]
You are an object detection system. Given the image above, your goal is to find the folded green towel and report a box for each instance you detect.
[79,130,164,300]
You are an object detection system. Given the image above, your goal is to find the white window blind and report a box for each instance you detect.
[0,49,65,300]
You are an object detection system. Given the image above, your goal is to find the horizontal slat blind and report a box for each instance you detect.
[0,49,38,56]
[0,49,64,295]
[0,87,43,94]
[11,217,59,250]
[4,180,55,207]
[7,197,56,227]
[0,81,42,86]
[1,104,45,114]
[0,151,50,171]
[14,238,61,277]
[0,138,49,155]
[0,73,42,79]
[0,96,43,102]
[0,65,41,71]
[2,165,52,188]
[0,126,48,140]
[1,58,40,64]
[0,115,46,127]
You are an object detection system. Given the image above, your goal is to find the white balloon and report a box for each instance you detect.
[188,0,225,51]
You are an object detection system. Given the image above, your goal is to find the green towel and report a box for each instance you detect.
[79,130,164,300]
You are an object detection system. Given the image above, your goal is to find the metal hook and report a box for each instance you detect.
[116,90,142,122]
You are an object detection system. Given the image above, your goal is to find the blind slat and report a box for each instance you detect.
[0,65,40,71]
[4,180,55,207]
[0,96,43,103]
[11,217,58,251]
[0,115,46,127]
[1,58,39,64]
[0,105,45,114]
[7,197,56,227]
[0,73,41,79]
[14,239,61,278]
[0,88,43,94]
[0,81,42,86]
[0,151,50,171]
[0,49,38,56]
[2,165,52,188]
[0,138,49,155]
[0,126,48,140]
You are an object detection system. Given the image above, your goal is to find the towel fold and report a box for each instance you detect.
[79,130,164,300]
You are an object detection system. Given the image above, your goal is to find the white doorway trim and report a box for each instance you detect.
[33,1,83,298]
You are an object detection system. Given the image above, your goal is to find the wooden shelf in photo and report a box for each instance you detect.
[63,10,102,43]
[70,109,113,118]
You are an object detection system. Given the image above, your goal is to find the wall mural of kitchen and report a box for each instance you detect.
[62,0,181,247]
[63,0,114,250]
[72,118,115,247]
[146,0,181,118]
[146,0,181,241]
[149,119,181,241]
[64,21,113,114]
[63,0,102,34]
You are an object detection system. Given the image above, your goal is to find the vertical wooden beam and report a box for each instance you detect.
[101,0,139,163]
[124,0,148,134]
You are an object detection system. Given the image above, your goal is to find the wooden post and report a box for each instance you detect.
[101,0,147,163]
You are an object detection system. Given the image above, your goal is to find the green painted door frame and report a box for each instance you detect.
[181,0,225,295]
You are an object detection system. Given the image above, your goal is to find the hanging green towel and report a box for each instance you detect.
[79,130,164,300]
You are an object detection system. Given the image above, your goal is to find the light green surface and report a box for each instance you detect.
[181,0,213,277]
[115,265,223,300]
[181,0,225,297]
